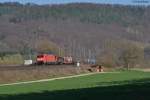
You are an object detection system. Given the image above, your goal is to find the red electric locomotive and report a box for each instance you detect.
[36,54,63,65]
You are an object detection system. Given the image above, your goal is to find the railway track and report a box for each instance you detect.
[0,65,75,71]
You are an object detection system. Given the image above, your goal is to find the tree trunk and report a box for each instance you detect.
[127,63,130,70]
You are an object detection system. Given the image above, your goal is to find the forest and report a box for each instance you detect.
[0,2,150,68]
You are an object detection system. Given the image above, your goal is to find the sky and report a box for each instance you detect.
[0,0,150,5]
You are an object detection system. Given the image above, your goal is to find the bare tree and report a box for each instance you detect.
[120,43,144,70]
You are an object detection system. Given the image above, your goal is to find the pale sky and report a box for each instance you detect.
[0,0,150,5]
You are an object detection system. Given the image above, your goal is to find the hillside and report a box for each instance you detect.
[0,2,150,66]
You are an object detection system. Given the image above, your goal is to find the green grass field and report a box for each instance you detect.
[0,71,150,100]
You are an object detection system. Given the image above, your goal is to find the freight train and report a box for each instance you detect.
[36,54,74,65]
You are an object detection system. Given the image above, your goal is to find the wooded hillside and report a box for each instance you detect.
[0,2,150,67]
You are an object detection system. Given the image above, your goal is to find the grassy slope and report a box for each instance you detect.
[0,71,150,96]
[0,71,150,99]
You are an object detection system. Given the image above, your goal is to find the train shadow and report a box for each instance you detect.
[0,78,150,100]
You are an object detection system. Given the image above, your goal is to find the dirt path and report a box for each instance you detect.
[133,68,150,72]
[0,72,119,87]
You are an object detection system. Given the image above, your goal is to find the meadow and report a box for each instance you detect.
[0,71,150,100]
